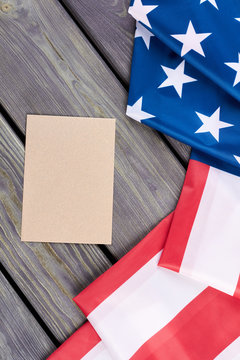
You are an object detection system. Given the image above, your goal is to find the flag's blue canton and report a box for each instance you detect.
[127,0,240,176]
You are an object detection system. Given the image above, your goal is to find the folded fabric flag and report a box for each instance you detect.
[73,214,240,360]
[127,0,240,297]
[159,156,240,298]
[47,321,111,360]
[127,0,240,176]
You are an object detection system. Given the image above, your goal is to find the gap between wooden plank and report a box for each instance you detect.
[0,104,25,145]
[0,270,56,360]
[0,262,61,348]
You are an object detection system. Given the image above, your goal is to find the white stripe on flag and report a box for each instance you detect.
[180,166,240,295]
[214,337,240,360]
[88,251,206,360]
[81,341,112,360]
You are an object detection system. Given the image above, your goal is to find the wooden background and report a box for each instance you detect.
[0,0,190,358]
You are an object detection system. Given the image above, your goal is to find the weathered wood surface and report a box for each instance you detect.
[0,271,55,360]
[61,0,191,162]
[62,0,135,85]
[0,112,112,342]
[0,0,186,259]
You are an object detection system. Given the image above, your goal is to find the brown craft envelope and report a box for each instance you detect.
[21,115,115,244]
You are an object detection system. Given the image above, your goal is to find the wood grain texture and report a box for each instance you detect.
[61,0,135,85]
[0,271,55,360]
[61,0,191,161]
[0,113,111,342]
[0,0,186,259]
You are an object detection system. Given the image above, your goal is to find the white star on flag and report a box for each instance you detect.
[200,0,218,10]
[195,108,233,142]
[225,53,240,86]
[234,155,240,165]
[126,97,155,123]
[171,21,211,57]
[159,60,197,98]
[128,0,158,29]
[135,22,154,49]
[235,18,240,22]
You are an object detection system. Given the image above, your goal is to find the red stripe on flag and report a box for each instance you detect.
[47,322,100,360]
[131,288,240,360]
[234,274,240,299]
[158,159,210,272]
[74,213,174,316]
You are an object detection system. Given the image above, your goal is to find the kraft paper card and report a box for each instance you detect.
[21,115,115,244]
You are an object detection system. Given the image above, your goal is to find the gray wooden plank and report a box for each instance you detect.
[0,112,112,343]
[0,0,186,261]
[61,0,191,161]
[61,0,135,85]
[0,271,55,360]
